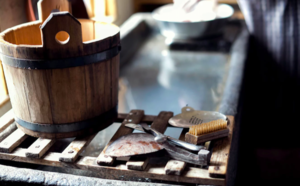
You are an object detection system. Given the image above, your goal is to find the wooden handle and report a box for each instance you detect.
[37,0,71,23]
[41,12,83,58]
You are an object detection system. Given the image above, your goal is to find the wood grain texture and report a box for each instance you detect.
[83,22,120,56]
[79,19,95,42]
[0,129,27,153]
[185,128,229,145]
[116,113,157,124]
[59,134,97,162]
[0,12,120,138]
[0,22,120,60]
[126,157,149,171]
[150,112,174,132]
[23,69,53,124]
[111,55,119,109]
[26,138,55,158]
[41,12,83,59]
[85,62,106,119]
[38,0,71,23]
[209,116,234,177]
[0,109,14,133]
[1,28,16,44]
[104,60,112,112]
[84,55,119,120]
[0,148,225,186]
[0,62,8,98]
[0,112,232,185]
[126,111,173,171]
[0,148,225,185]
[15,114,114,139]
[97,110,144,165]
[165,160,186,175]
[13,24,42,45]
[3,66,31,122]
[46,66,87,124]
[0,123,17,143]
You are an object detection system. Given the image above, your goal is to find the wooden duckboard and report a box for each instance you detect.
[0,109,234,185]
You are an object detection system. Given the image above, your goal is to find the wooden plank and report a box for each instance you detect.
[0,122,17,143]
[26,138,55,158]
[126,111,173,171]
[126,157,149,171]
[117,113,157,124]
[23,69,53,124]
[0,129,27,153]
[104,60,112,112]
[96,110,144,165]
[185,128,229,145]
[0,109,14,133]
[46,66,87,124]
[150,112,174,132]
[85,59,108,119]
[111,55,119,109]
[12,24,42,45]
[3,65,31,122]
[79,19,95,42]
[1,28,16,44]
[0,148,225,185]
[209,116,234,177]
[165,160,186,175]
[0,62,8,98]
[59,134,97,162]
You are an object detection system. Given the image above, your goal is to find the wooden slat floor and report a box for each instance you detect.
[0,109,234,185]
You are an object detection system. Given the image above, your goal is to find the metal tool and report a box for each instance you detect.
[105,133,164,157]
[168,106,227,128]
[125,123,205,151]
[104,133,210,166]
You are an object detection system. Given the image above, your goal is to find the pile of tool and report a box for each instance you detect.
[105,106,229,166]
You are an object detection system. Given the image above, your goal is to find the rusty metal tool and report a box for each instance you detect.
[125,123,205,151]
[104,133,210,166]
[104,133,164,157]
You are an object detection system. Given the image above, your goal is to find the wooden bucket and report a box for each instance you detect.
[0,11,120,138]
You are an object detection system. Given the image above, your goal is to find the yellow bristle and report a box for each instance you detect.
[188,119,227,136]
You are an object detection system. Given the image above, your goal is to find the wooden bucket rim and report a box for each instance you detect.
[0,18,120,60]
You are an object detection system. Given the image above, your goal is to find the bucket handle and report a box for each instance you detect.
[37,0,71,23]
[40,12,83,58]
